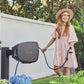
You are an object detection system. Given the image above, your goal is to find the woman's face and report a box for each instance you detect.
[61,12,70,23]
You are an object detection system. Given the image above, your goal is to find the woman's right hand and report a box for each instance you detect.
[41,47,47,53]
[41,38,55,53]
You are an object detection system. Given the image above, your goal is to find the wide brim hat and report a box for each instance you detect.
[56,8,73,20]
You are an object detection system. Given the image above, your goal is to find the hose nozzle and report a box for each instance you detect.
[69,47,73,54]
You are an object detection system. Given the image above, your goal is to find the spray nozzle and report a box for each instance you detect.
[69,47,73,54]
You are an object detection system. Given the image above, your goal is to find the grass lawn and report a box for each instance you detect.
[32,77,62,84]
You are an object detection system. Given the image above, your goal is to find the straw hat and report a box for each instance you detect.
[56,8,73,20]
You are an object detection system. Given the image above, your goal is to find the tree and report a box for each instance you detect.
[0,0,84,23]
[42,0,84,23]
[0,0,10,14]
[0,0,44,20]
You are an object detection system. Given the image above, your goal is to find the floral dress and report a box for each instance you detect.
[51,24,78,69]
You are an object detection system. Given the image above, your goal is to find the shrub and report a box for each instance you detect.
[0,79,9,84]
[72,19,84,70]
[0,40,1,50]
[49,70,84,84]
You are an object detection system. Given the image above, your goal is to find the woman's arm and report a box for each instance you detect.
[42,38,56,53]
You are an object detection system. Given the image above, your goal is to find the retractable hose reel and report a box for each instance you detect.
[12,41,72,74]
[12,42,39,63]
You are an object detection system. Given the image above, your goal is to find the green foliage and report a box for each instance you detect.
[0,0,43,20]
[0,40,1,50]
[1,71,84,84]
[72,18,84,70]
[0,79,9,84]
[17,0,43,19]
[33,71,84,84]
[41,0,84,23]
[0,0,84,23]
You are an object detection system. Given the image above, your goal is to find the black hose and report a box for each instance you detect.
[14,61,19,75]
[39,47,71,70]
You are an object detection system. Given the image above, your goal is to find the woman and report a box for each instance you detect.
[42,9,78,76]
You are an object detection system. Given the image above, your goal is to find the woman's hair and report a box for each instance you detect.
[56,11,71,39]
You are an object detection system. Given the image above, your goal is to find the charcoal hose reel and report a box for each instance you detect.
[12,42,39,63]
[1,41,72,79]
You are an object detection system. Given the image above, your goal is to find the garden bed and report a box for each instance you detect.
[0,70,84,84]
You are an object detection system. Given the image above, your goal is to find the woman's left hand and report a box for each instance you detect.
[69,42,75,47]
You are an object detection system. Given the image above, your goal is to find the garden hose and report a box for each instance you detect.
[39,47,72,70]
[14,47,72,75]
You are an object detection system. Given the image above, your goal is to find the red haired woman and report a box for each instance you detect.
[42,9,78,76]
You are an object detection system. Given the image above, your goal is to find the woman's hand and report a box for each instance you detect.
[69,42,75,47]
[41,47,47,53]
[41,38,56,53]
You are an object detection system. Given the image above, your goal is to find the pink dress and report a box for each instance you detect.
[51,24,78,69]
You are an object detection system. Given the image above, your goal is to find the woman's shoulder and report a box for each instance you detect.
[70,24,76,32]
[69,24,74,30]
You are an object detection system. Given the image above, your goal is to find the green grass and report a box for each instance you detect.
[32,77,62,84]
[32,70,84,84]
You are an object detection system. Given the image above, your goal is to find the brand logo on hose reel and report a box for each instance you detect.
[25,51,33,54]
